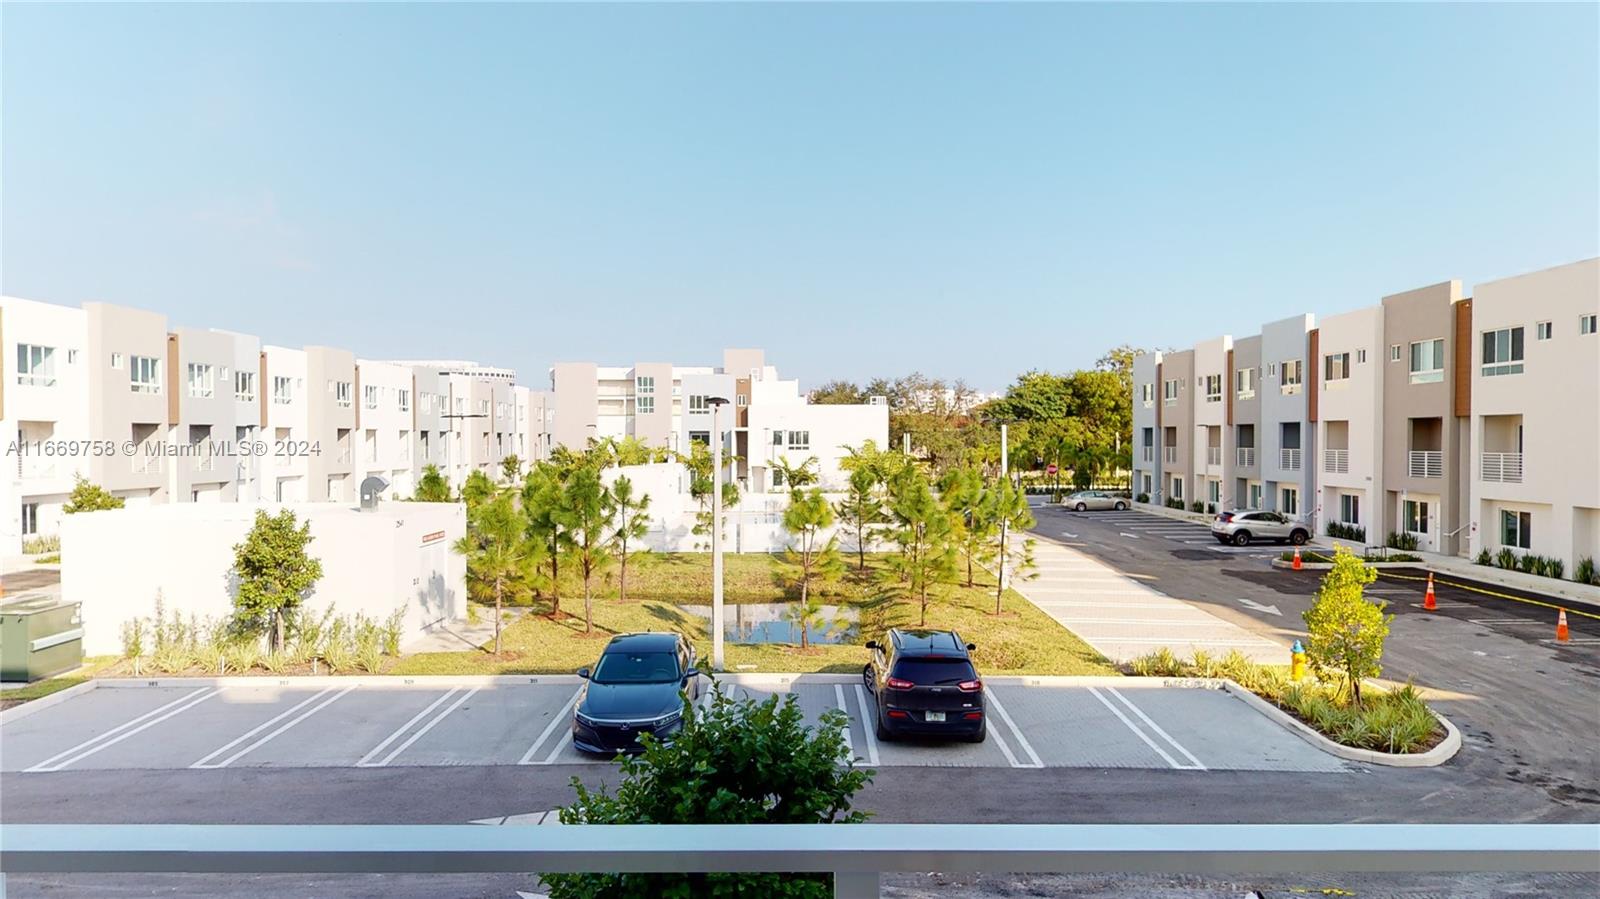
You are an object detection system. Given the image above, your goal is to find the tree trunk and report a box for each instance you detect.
[583,571,593,635]
[966,552,974,588]
[856,523,866,570]
[493,583,503,656]
[273,610,285,654]
[549,549,560,616]
[619,549,628,602]
[919,585,928,627]
[1349,666,1362,707]
[995,543,1006,615]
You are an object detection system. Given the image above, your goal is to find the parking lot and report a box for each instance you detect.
[1,676,1349,775]
[1048,507,1281,558]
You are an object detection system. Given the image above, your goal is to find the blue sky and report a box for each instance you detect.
[4,3,1596,392]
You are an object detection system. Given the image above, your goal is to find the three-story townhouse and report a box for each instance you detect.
[305,346,357,501]
[1230,335,1262,509]
[1159,349,1195,507]
[84,302,170,507]
[1132,351,1160,502]
[263,346,311,501]
[1,297,90,551]
[1259,314,1316,520]
[1315,306,1384,539]
[355,360,417,498]
[411,367,450,483]
[1191,336,1231,511]
[1468,258,1600,573]
[168,327,256,503]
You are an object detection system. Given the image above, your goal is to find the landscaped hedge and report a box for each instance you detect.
[1479,547,1581,583]
[1385,531,1419,552]
[1327,521,1366,542]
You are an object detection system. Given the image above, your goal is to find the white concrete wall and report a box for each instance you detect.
[60,501,465,655]
[746,401,889,493]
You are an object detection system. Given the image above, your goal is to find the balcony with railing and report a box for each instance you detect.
[1324,449,1349,474]
[1482,452,1524,483]
[1142,446,1152,462]
[193,453,215,474]
[1236,447,1255,468]
[130,451,163,475]
[1163,447,1178,464]
[1407,450,1443,479]
[1205,446,1222,467]
[1280,448,1301,471]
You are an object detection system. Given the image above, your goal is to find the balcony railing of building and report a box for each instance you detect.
[130,451,163,475]
[1142,447,1153,462]
[1408,450,1443,479]
[0,823,1593,899]
[1280,448,1301,471]
[1482,452,1524,484]
[1163,447,1178,464]
[17,457,57,480]
[1206,447,1222,466]
[1324,449,1349,474]
[1236,447,1255,468]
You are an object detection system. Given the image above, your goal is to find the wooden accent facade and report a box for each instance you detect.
[259,352,269,428]
[1224,348,1235,427]
[1307,328,1320,423]
[166,334,181,425]
[1454,298,1473,418]
[1154,362,1163,427]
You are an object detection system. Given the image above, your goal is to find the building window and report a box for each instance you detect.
[186,363,215,398]
[1581,314,1597,335]
[273,376,294,404]
[1535,321,1553,341]
[398,389,410,412]
[1280,487,1298,516]
[1389,344,1402,362]
[689,430,710,445]
[1141,383,1154,405]
[1408,338,1445,384]
[1162,379,1179,402]
[1267,362,1278,379]
[129,355,162,394]
[20,502,40,536]
[111,352,124,369]
[1204,375,1222,403]
[1248,483,1262,509]
[1207,479,1220,503]
[16,344,56,387]
[1171,478,1183,500]
[1234,368,1254,398]
[1481,327,1524,376]
[1501,509,1532,549]
[788,430,810,451]
[1323,352,1350,382]
[1403,500,1430,535]
[479,400,489,415]
[637,395,655,414]
[736,394,748,407]
[688,394,709,413]
[1356,349,1367,364]
[1340,494,1360,525]
[636,375,655,395]
[1281,360,1302,393]
[234,371,256,402]
[364,385,380,409]
[771,430,785,446]
[772,467,787,488]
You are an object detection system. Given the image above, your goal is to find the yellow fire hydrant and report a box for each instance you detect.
[1290,639,1308,682]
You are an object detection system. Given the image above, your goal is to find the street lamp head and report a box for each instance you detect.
[707,396,730,406]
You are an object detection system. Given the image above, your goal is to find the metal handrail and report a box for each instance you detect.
[1,824,1594,899]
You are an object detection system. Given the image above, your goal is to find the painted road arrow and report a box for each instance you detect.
[1120,532,1140,539]
[1237,598,1282,616]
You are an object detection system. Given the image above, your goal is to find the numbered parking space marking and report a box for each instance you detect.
[191,686,356,770]
[193,688,343,769]
[24,688,218,773]
[1087,686,1203,770]
[517,688,583,765]
[984,689,1042,768]
[853,684,880,766]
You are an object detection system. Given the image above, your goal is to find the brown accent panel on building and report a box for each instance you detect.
[735,377,751,427]
[1224,348,1234,427]
[1154,362,1163,427]
[1454,298,1473,418]
[353,365,362,429]
[166,334,181,425]
[259,352,269,428]
[1306,329,1320,423]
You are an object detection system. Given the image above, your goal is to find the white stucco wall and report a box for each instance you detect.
[60,501,465,655]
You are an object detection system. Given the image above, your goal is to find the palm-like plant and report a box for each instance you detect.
[770,455,820,492]
[414,464,453,502]
[608,475,652,601]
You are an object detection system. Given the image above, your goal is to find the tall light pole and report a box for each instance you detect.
[708,396,730,671]
[998,423,1009,595]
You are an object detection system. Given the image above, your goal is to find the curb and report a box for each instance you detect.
[1132,502,1213,524]
[1218,679,1462,768]
[0,679,101,724]
[1269,559,1417,571]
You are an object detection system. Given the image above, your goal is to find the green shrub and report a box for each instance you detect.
[1495,547,1519,570]
[259,650,290,674]
[225,640,261,673]
[1136,492,1150,504]
[382,610,405,656]
[1518,553,1539,574]
[1548,557,1565,580]
[120,618,146,674]
[1385,531,1418,551]
[1128,647,1183,677]
[1475,548,1492,566]
[1190,501,1205,513]
[22,534,60,554]
[1577,556,1598,585]
[545,688,872,898]
[1303,547,1388,706]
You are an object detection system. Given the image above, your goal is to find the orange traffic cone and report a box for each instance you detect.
[1556,610,1570,643]
[1423,573,1437,611]
[1292,547,1303,571]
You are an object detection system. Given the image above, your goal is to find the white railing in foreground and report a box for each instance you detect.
[1,824,1596,898]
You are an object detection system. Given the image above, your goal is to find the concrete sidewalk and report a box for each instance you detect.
[401,608,528,654]
[1315,535,1600,609]
[1013,537,1284,665]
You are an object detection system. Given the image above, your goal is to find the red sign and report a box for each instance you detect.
[1046,464,1058,475]
[421,530,447,546]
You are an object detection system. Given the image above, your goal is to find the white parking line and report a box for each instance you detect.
[357,688,464,768]
[853,684,880,766]
[983,689,1042,768]
[25,688,219,773]
[517,687,583,765]
[1105,687,1206,770]
[1086,686,1190,770]
[538,731,574,764]
[193,688,339,769]
[201,685,357,769]
[833,684,854,758]
[364,687,479,767]
[1119,532,1140,539]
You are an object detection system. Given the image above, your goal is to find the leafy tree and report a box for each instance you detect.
[460,469,497,510]
[787,591,829,651]
[523,462,573,615]
[63,476,124,514]
[808,379,867,405]
[231,509,323,651]
[770,455,819,492]
[882,468,959,627]
[608,475,651,601]
[938,466,991,587]
[453,492,537,655]
[499,454,522,482]
[563,465,614,635]
[983,478,1037,615]
[413,464,453,502]
[834,466,884,570]
[685,441,739,551]
[547,690,871,898]
[780,489,845,642]
[1302,547,1389,706]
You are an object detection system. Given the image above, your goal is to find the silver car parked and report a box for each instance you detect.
[1064,490,1128,512]
[1210,509,1310,547]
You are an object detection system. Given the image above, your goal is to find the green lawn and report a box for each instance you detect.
[391,553,1117,677]
[0,657,118,709]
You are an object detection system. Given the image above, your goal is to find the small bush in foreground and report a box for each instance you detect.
[548,687,872,898]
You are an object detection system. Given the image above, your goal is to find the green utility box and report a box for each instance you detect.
[1,596,84,682]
